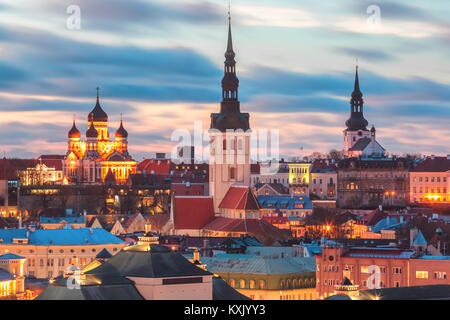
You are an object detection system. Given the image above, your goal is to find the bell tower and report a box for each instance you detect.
[209,12,251,212]
[343,65,370,156]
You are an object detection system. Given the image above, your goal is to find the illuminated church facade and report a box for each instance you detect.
[63,90,137,184]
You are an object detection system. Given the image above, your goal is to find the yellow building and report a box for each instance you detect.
[288,163,312,195]
[0,253,26,299]
[0,228,127,279]
[410,156,450,204]
[19,162,64,186]
[201,254,317,300]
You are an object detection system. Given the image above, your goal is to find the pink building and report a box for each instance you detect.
[316,245,450,299]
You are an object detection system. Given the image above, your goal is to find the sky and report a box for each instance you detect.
[0,0,449,161]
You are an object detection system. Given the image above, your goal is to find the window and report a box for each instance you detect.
[361,266,369,273]
[259,280,265,289]
[393,267,402,274]
[416,271,428,279]
[239,279,246,289]
[434,272,447,279]
[249,280,255,289]
[229,167,236,180]
[230,279,235,288]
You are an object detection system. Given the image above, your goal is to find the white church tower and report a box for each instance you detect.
[209,15,251,212]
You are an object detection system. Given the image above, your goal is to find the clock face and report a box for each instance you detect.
[358,131,363,136]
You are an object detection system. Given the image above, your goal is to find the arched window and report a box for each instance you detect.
[239,279,246,289]
[259,280,266,289]
[280,280,285,290]
[230,279,235,288]
[249,280,255,289]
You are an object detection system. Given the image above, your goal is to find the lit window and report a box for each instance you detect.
[416,271,428,279]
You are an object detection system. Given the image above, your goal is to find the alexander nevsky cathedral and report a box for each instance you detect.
[63,89,137,184]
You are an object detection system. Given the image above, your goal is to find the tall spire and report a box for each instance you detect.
[222,10,239,104]
[226,4,234,57]
[209,8,249,132]
[345,65,368,131]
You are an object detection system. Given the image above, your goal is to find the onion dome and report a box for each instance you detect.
[68,119,80,139]
[115,118,128,139]
[88,87,108,122]
[86,118,98,138]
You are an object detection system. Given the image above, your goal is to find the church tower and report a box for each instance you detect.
[343,66,370,156]
[209,14,251,211]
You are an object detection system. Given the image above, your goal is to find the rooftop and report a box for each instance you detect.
[0,228,126,245]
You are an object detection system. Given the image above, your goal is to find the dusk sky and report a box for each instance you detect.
[0,0,449,160]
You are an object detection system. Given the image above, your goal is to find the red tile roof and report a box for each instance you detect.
[202,217,289,244]
[219,186,262,210]
[171,183,205,196]
[412,156,450,172]
[138,159,171,175]
[173,196,215,230]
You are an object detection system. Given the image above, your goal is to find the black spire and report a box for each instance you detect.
[345,66,368,131]
[222,19,239,104]
[88,87,108,122]
[210,14,249,132]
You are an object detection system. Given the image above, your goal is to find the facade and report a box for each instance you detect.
[0,228,127,279]
[316,245,450,299]
[201,254,316,300]
[337,157,412,209]
[19,156,64,186]
[209,19,251,212]
[250,162,290,188]
[0,253,26,299]
[288,162,312,196]
[258,195,313,218]
[343,67,385,158]
[310,165,337,200]
[63,91,137,184]
[410,155,450,205]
